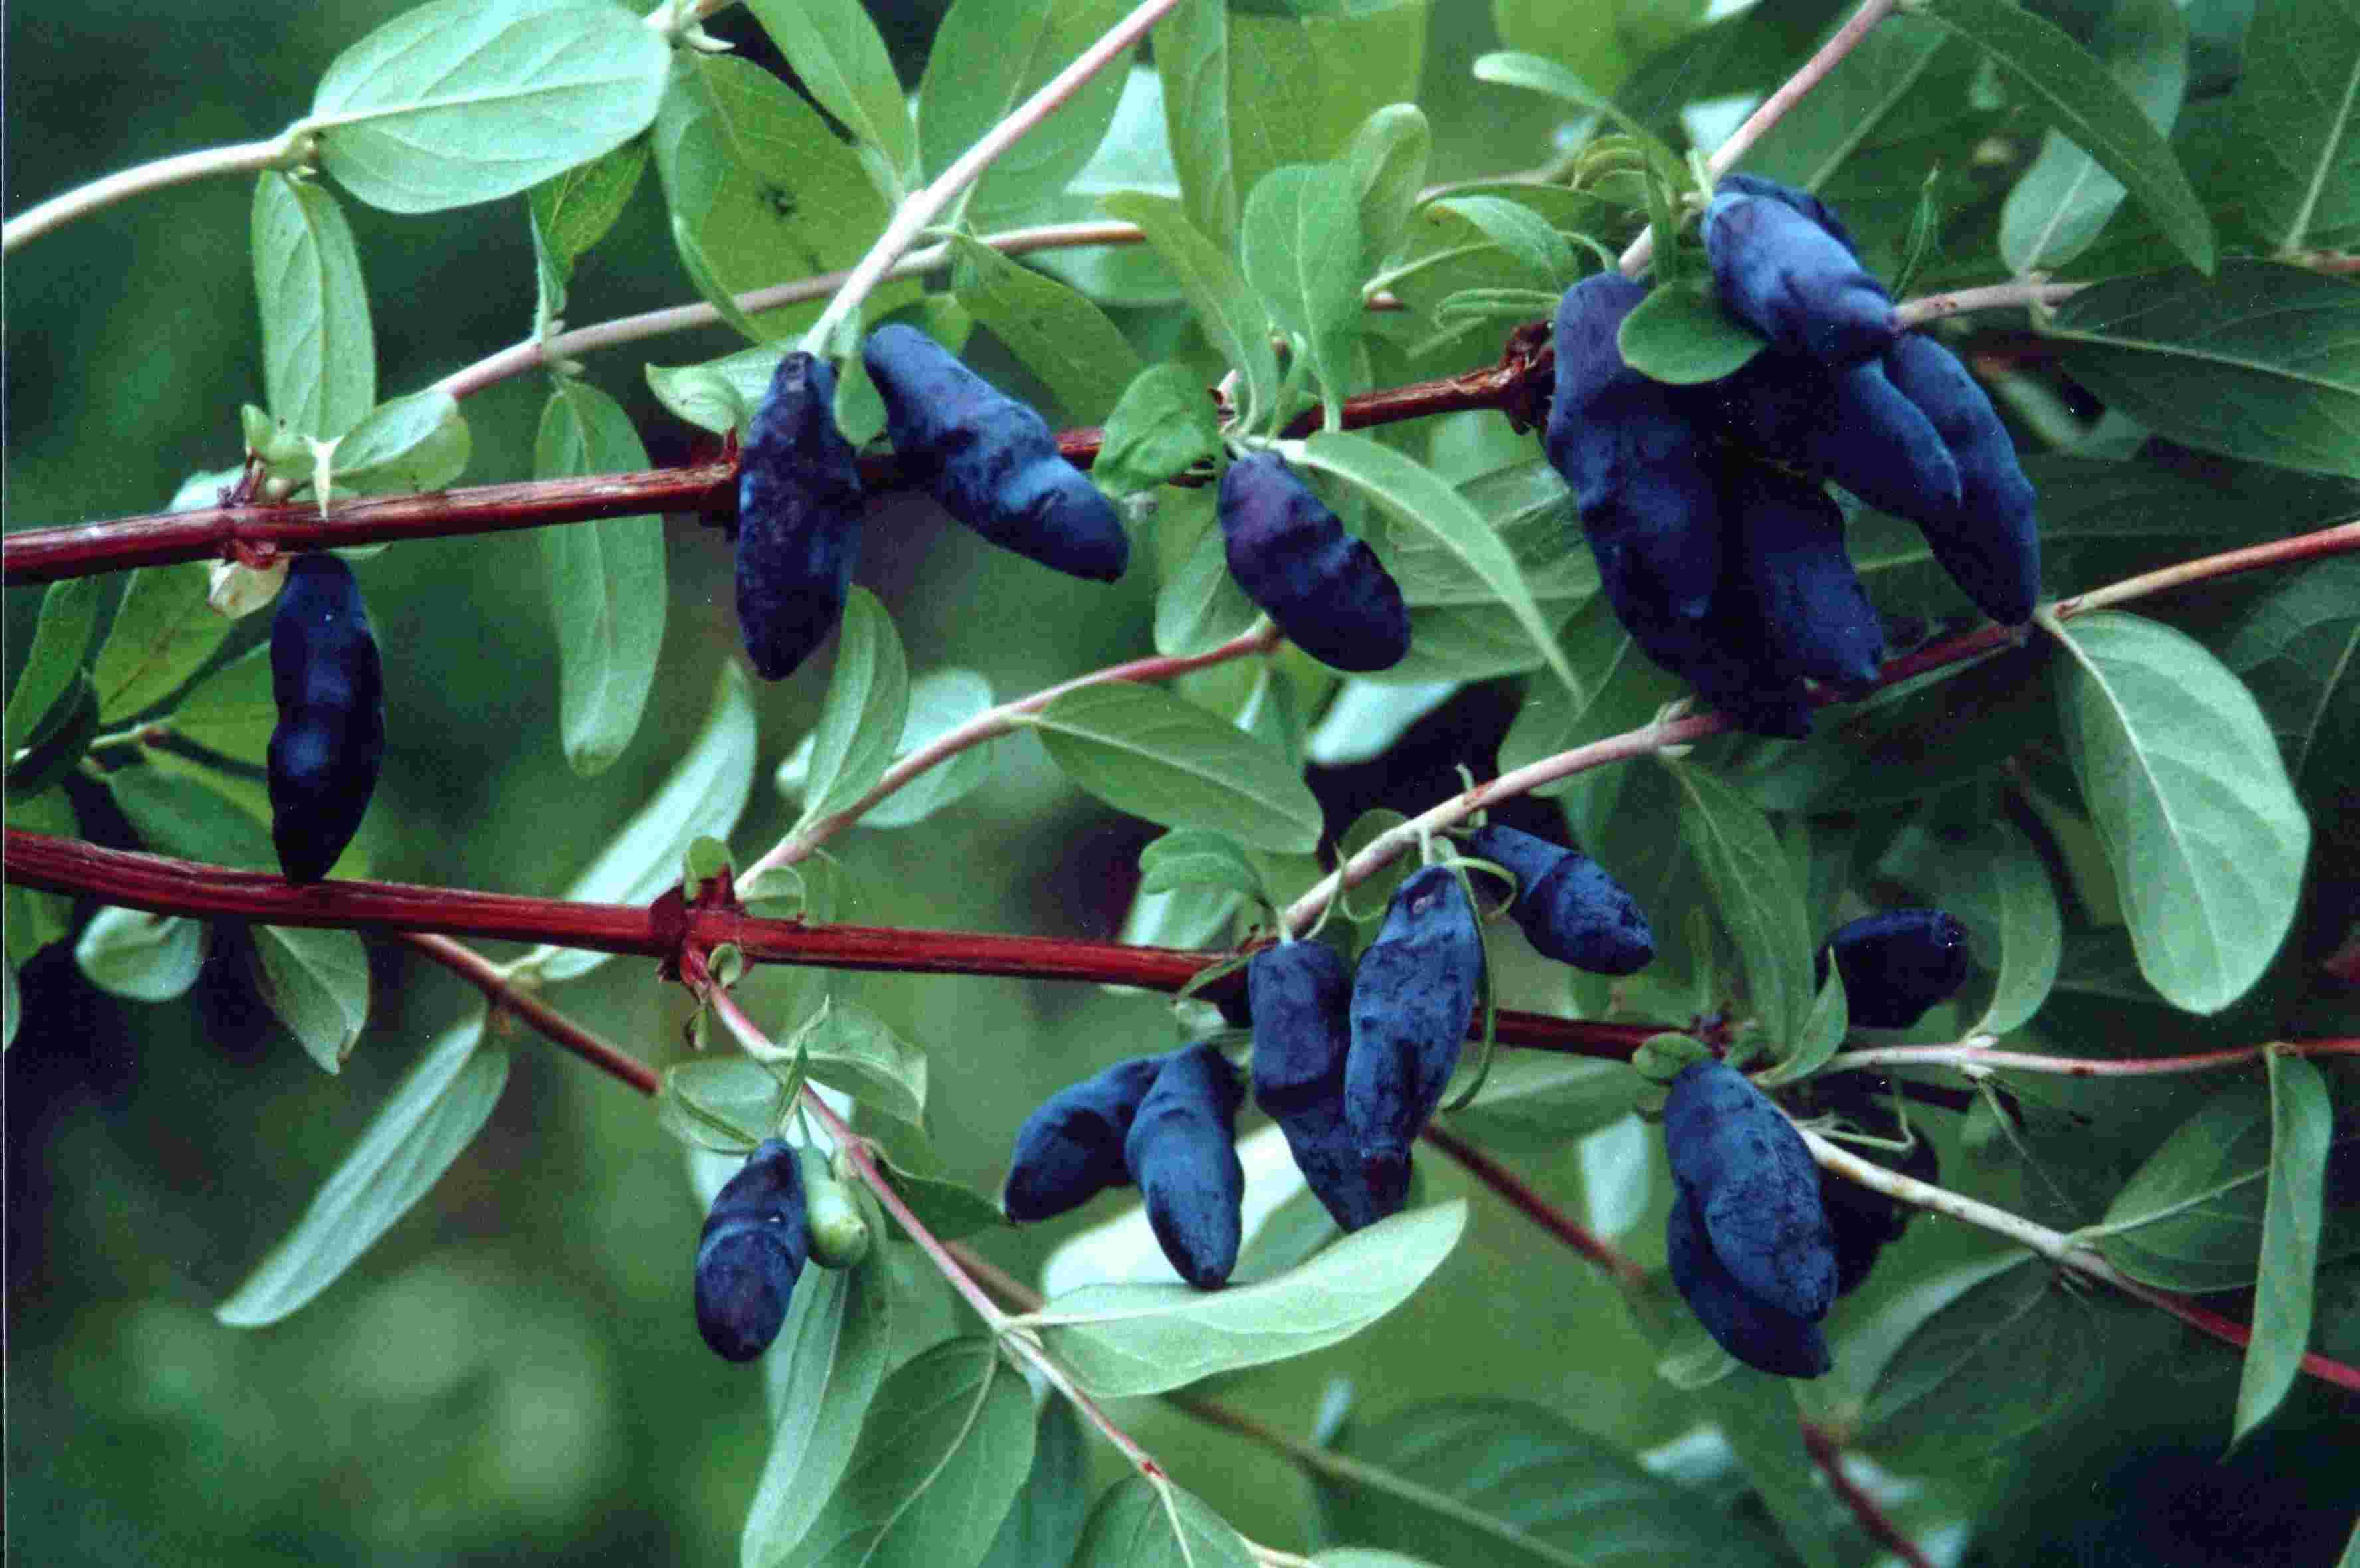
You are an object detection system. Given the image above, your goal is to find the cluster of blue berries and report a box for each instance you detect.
[1662,906,1968,1377]
[1548,175,2041,737]
[694,1138,873,1363]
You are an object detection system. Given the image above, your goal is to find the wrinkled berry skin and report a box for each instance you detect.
[737,351,866,680]
[1722,461,1886,694]
[268,555,384,884]
[1463,825,1655,975]
[1124,1044,1247,1288]
[1666,1185,1832,1377]
[1548,273,1726,621]
[862,323,1128,582]
[694,1139,810,1363]
[1250,941,1393,1231]
[1662,1061,1838,1325]
[1704,191,1896,365]
[1217,452,1410,672]
[1002,1053,1169,1223]
[1880,333,2042,625]
[1817,909,1972,1029]
[1347,867,1484,1209]
[1714,174,1860,256]
[1692,352,1961,524]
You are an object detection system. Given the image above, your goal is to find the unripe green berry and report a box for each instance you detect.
[799,1146,872,1269]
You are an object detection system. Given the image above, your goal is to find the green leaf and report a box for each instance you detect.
[91,564,233,723]
[1436,1054,1639,1153]
[1155,0,1235,245]
[1858,1252,2108,1468]
[1910,0,2214,272]
[646,343,786,437]
[528,663,760,982]
[2222,556,2360,815]
[947,233,1142,421]
[1614,276,1764,385]
[1756,965,1847,1088]
[1151,484,1262,658]
[783,999,928,1127]
[5,577,103,755]
[528,137,650,284]
[306,0,668,215]
[745,0,916,197]
[1242,163,1365,429]
[977,1401,1088,1568]
[331,389,470,495]
[1225,7,1425,257]
[1345,102,1430,265]
[2051,611,2311,1014]
[1662,757,1814,1051]
[1999,0,2187,275]
[1310,1396,1787,1568]
[1426,195,1574,290]
[1138,828,1269,906]
[2046,262,2360,480]
[862,670,999,831]
[658,1058,792,1153]
[1095,362,1223,497]
[1496,595,1682,821]
[74,906,205,1003]
[2232,1051,2335,1445]
[1294,432,1582,697]
[2234,0,2360,250]
[2092,1080,2358,1292]
[1028,682,1323,853]
[1030,1201,1466,1396]
[918,0,1135,223]
[801,590,911,826]
[780,1337,1035,1568]
[217,1007,508,1325]
[108,759,277,869]
[160,644,273,766]
[743,1257,894,1568]
[1100,191,1281,429]
[251,171,375,439]
[254,924,372,1074]
[1070,1478,1255,1568]
[536,378,666,777]
[1471,52,1684,181]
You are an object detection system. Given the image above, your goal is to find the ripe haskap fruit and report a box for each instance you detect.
[1124,1043,1247,1288]
[1249,940,1392,1231]
[1704,190,1896,365]
[267,554,384,884]
[737,351,865,680]
[1666,1185,1832,1377]
[1721,460,1886,694]
[1217,452,1410,672]
[1347,866,1484,1211]
[1692,351,1962,524]
[1662,1060,1838,1326]
[1713,173,1860,256]
[861,323,1129,582]
[694,1139,810,1363]
[1880,332,2042,625]
[1462,825,1655,975]
[1001,1053,1167,1222]
[1548,273,1726,622]
[799,1146,872,1269]
[1817,908,1971,1029]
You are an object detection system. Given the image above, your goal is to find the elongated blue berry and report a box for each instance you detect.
[1704,191,1896,365]
[1662,1060,1837,1324]
[737,351,866,680]
[1714,173,1861,257]
[1002,1053,1167,1222]
[1881,332,2042,625]
[268,555,384,884]
[1347,867,1484,1210]
[1817,908,1971,1029]
[862,323,1129,581]
[1250,940,1391,1230]
[1124,1044,1246,1288]
[1218,452,1410,672]
[1693,352,1962,523]
[694,1139,809,1363]
[1666,1184,1832,1377]
[1463,825,1655,975]
[1721,460,1886,694]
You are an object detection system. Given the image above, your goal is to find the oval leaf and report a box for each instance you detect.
[5,577,104,755]
[252,171,376,439]
[254,924,373,1073]
[1071,1478,1256,1568]
[743,1256,895,1568]
[802,589,911,826]
[1242,163,1365,427]
[1029,682,1323,854]
[74,906,205,1003]
[217,1007,508,1325]
[1662,757,1815,1052]
[91,564,233,723]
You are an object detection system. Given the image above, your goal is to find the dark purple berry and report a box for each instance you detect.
[1001,1054,1167,1223]
[736,351,866,680]
[1217,452,1410,672]
[694,1139,809,1362]
[268,555,384,884]
[1124,1043,1246,1288]
[1817,909,1972,1029]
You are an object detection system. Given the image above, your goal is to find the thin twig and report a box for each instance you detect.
[396,931,658,1095]
[1801,1424,1935,1568]
[1419,1122,1644,1285]
[1823,1036,2359,1078]
[3,128,307,253]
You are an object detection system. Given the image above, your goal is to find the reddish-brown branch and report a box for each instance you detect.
[1801,1423,1935,1568]
[1419,1120,1644,1284]
[395,931,659,1096]
[2,829,1659,1057]
[2125,1281,2360,1395]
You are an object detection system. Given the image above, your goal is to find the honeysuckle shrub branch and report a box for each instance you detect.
[9,0,2360,1563]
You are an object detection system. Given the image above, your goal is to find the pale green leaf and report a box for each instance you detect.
[947,233,1143,421]
[1615,276,1764,385]
[2232,1051,2334,1445]
[252,171,375,439]
[1662,757,1814,1050]
[1028,682,1322,853]
[1151,484,1261,659]
[74,906,205,1003]
[1436,1054,1639,1153]
[977,1401,1088,1568]
[1138,827,1269,906]
[1242,163,1365,429]
[254,924,372,1073]
[5,577,104,754]
[746,0,916,195]
[1070,1478,1256,1568]
[1094,361,1222,497]
[1100,191,1280,428]
[1345,102,1430,265]
[801,590,911,826]
[91,565,233,722]
[743,1259,894,1568]
[332,389,470,494]
[161,644,274,767]
[2222,555,2360,813]
[918,0,1134,223]
[785,999,928,1127]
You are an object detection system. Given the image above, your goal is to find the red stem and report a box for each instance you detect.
[1418,1121,1644,1284]
[396,930,659,1095]
[1801,1423,1935,1568]
[2135,1286,2360,1395]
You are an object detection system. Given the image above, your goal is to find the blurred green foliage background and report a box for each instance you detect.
[7,3,2357,1565]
